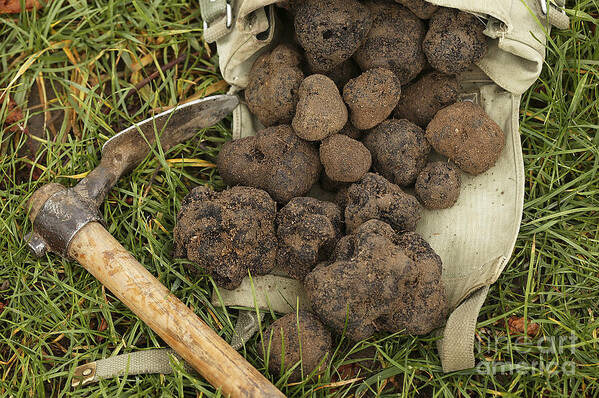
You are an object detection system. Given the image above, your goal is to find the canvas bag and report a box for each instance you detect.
[72,0,570,386]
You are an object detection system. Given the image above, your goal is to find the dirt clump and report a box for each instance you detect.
[320,134,372,183]
[174,186,277,290]
[293,74,348,141]
[217,125,321,203]
[277,197,343,280]
[423,8,488,74]
[363,119,431,187]
[304,220,448,340]
[415,161,461,209]
[294,0,372,73]
[394,72,459,128]
[343,68,401,130]
[395,0,438,19]
[245,44,304,127]
[344,173,422,233]
[426,101,505,174]
[354,1,426,84]
[263,311,332,381]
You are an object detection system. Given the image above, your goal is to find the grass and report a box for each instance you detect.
[0,0,598,396]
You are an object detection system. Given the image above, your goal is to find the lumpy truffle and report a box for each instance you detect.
[363,119,431,186]
[415,161,461,209]
[343,68,401,130]
[423,8,488,74]
[320,134,372,183]
[174,186,277,290]
[354,1,427,84]
[217,125,321,203]
[263,312,332,381]
[395,0,438,19]
[425,101,505,175]
[394,72,459,128]
[245,44,304,127]
[277,197,343,280]
[292,75,348,141]
[294,0,372,73]
[344,173,422,233]
[304,220,448,340]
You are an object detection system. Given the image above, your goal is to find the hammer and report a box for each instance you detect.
[26,95,284,398]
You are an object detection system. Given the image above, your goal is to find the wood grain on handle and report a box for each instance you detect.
[68,222,284,398]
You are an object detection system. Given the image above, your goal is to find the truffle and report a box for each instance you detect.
[174,186,277,290]
[320,134,372,183]
[363,119,431,186]
[304,220,448,340]
[292,75,348,141]
[325,59,361,91]
[343,68,401,130]
[425,101,505,174]
[415,161,461,209]
[277,197,343,280]
[344,173,422,233]
[394,72,459,128]
[354,1,427,84]
[294,0,372,73]
[217,125,321,203]
[423,8,488,74]
[338,121,362,140]
[263,312,332,381]
[245,44,304,127]
[394,0,438,19]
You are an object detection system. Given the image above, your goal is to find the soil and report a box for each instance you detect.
[173,186,277,290]
[217,125,321,203]
[320,134,372,183]
[426,101,505,174]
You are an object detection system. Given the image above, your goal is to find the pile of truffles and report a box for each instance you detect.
[175,0,507,379]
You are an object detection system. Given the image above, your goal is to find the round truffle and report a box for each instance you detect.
[423,8,488,74]
[320,134,372,183]
[344,173,422,233]
[354,1,426,84]
[293,75,348,141]
[394,72,459,128]
[263,312,332,381]
[174,186,277,290]
[245,44,304,127]
[363,119,431,187]
[217,125,321,203]
[277,197,343,280]
[415,161,461,209]
[343,68,401,130]
[294,0,372,73]
[394,0,438,19]
[425,101,505,175]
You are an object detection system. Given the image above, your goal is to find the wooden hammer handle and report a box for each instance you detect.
[68,222,284,398]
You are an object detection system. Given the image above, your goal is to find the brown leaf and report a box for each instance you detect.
[508,316,540,337]
[0,0,49,14]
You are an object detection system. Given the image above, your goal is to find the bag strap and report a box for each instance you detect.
[200,0,233,42]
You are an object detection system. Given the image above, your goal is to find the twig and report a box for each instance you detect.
[123,52,188,102]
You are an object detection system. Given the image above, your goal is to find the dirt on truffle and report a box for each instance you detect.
[263,311,332,381]
[174,186,277,290]
[426,101,505,175]
[363,119,431,186]
[294,0,372,73]
[293,74,348,141]
[394,72,459,128]
[245,44,304,127]
[415,161,461,209]
[395,0,438,19]
[344,173,422,233]
[277,197,343,280]
[320,134,372,183]
[217,125,321,203]
[304,220,448,341]
[325,58,361,91]
[343,68,401,130]
[423,8,488,75]
[354,1,426,84]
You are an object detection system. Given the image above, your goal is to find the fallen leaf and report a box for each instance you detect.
[508,316,540,337]
[0,0,50,14]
